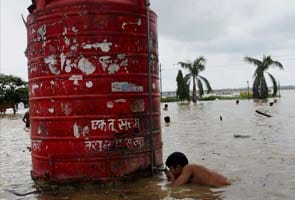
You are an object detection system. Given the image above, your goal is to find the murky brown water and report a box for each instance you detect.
[1,91,295,200]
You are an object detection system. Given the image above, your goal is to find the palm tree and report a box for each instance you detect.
[244,55,283,99]
[178,56,212,102]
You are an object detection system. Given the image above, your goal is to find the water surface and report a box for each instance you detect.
[1,91,295,199]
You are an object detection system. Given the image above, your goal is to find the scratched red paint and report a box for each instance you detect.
[26,0,162,182]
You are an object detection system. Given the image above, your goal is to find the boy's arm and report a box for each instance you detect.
[172,166,192,186]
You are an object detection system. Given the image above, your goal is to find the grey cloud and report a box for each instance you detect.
[151,0,295,55]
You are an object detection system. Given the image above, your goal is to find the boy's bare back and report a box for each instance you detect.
[169,164,231,186]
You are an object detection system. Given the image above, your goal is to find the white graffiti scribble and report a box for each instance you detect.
[85,137,144,152]
[91,118,140,133]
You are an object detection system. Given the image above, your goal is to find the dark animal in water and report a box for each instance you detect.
[0,102,17,114]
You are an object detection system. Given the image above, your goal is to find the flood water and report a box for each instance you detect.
[1,91,295,200]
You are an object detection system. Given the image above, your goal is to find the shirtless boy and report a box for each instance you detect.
[165,152,231,186]
[23,111,30,128]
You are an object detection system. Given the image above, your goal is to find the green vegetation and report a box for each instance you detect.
[244,55,283,99]
[161,96,178,103]
[176,70,190,102]
[178,56,212,103]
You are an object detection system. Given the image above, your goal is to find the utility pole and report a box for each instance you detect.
[160,64,162,99]
[278,80,281,98]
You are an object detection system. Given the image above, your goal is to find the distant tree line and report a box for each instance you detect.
[175,55,283,102]
[0,74,28,114]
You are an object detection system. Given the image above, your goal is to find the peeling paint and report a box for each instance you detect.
[117,54,125,59]
[99,54,128,74]
[32,84,39,95]
[107,101,114,109]
[60,52,66,71]
[70,39,79,51]
[65,59,77,73]
[82,126,90,136]
[82,39,112,52]
[73,122,80,138]
[50,80,55,85]
[30,66,37,74]
[48,108,54,113]
[69,75,83,85]
[61,103,72,116]
[72,26,78,33]
[64,104,72,116]
[64,37,70,47]
[86,81,93,88]
[131,99,145,112]
[38,126,42,134]
[45,55,60,75]
[121,18,141,30]
[32,140,42,152]
[114,99,126,103]
[99,56,111,71]
[108,63,120,74]
[78,57,96,74]
[37,24,46,41]
[152,82,156,90]
[63,27,67,35]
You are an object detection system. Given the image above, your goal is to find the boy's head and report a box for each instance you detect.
[165,152,189,178]
[165,152,189,168]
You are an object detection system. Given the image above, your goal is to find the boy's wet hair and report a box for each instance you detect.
[165,152,189,168]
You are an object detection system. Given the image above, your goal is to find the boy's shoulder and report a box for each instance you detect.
[182,163,203,174]
[184,163,203,170]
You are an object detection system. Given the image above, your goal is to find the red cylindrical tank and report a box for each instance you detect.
[26,0,162,182]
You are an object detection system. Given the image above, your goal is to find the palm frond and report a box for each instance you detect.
[184,74,191,85]
[197,78,204,97]
[193,56,206,72]
[271,61,284,70]
[199,75,212,93]
[178,61,192,70]
[267,72,278,97]
[260,76,269,99]
[244,57,262,67]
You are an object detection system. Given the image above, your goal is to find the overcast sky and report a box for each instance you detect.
[1,0,294,91]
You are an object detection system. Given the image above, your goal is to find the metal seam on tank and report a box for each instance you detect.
[29,94,160,102]
[31,132,162,141]
[28,73,159,82]
[27,53,148,64]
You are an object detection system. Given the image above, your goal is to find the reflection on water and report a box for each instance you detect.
[1,91,295,199]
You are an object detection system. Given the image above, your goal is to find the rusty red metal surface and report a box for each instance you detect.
[26,0,162,182]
